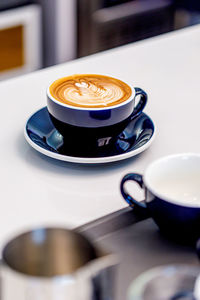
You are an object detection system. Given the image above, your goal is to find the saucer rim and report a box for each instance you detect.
[24,107,156,164]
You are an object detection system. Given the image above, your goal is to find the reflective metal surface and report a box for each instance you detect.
[0,227,117,300]
[128,264,200,300]
[3,227,97,276]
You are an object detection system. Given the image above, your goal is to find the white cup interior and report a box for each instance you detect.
[144,153,200,207]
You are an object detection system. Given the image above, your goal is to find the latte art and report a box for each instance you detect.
[63,79,124,107]
[49,74,132,108]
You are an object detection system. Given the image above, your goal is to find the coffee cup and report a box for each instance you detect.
[120,153,200,243]
[47,74,147,156]
[0,227,117,300]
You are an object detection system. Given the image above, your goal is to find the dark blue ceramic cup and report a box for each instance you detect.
[47,75,147,155]
[120,153,200,243]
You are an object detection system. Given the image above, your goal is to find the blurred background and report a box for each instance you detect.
[0,0,200,80]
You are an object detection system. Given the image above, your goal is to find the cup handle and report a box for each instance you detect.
[120,173,147,209]
[131,87,148,119]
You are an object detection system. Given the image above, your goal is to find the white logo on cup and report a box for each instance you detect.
[97,137,112,147]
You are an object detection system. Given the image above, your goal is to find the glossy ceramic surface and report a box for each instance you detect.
[120,154,200,243]
[47,74,147,128]
[24,107,155,164]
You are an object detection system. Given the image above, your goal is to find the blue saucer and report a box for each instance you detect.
[24,107,156,164]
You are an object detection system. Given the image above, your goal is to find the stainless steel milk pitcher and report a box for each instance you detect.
[0,227,117,300]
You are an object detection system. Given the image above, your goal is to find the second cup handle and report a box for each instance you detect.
[131,87,148,119]
[120,173,147,209]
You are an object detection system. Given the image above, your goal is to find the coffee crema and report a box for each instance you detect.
[49,74,132,108]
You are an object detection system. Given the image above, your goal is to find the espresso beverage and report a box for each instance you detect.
[49,74,132,108]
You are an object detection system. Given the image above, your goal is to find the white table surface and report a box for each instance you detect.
[0,24,200,248]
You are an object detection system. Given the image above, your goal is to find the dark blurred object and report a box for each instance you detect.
[173,0,200,11]
[103,0,133,7]
[0,0,30,11]
[77,0,175,57]
[172,0,200,30]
